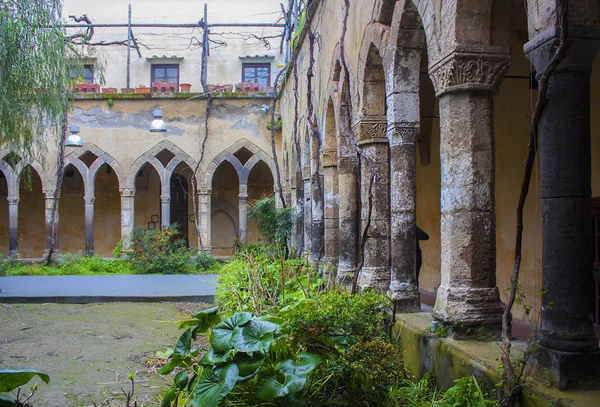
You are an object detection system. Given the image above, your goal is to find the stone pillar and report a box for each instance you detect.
[293,170,304,256]
[323,150,339,265]
[43,191,61,261]
[311,172,324,264]
[84,196,95,256]
[7,196,19,258]
[238,183,248,244]
[337,156,359,281]
[525,31,600,388]
[303,172,312,259]
[120,187,135,251]
[387,124,420,311]
[430,52,509,330]
[354,116,390,291]
[198,189,212,254]
[160,194,171,228]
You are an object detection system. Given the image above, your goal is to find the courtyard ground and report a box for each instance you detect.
[0,302,209,406]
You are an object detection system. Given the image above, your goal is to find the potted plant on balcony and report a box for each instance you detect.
[136,85,151,94]
[180,83,192,92]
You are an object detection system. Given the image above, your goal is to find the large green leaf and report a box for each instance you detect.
[0,369,49,393]
[210,312,252,352]
[188,363,239,407]
[257,373,307,401]
[174,328,194,358]
[174,370,189,390]
[231,319,278,353]
[178,306,221,337]
[161,386,178,407]
[201,348,234,365]
[279,353,320,376]
[234,352,266,381]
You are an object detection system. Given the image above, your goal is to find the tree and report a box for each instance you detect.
[0,0,76,158]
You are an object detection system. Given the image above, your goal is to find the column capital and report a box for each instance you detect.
[352,115,388,146]
[43,190,59,199]
[322,149,338,168]
[160,194,171,203]
[119,187,136,197]
[387,123,419,146]
[429,51,510,97]
[199,187,212,195]
[525,26,600,77]
[84,196,95,204]
[238,183,248,196]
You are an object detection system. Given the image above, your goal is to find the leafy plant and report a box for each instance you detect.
[0,368,49,406]
[247,195,293,248]
[112,239,123,258]
[129,224,191,274]
[159,308,320,407]
[191,253,218,272]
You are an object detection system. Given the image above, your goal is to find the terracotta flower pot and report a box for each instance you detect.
[223,84,233,92]
[179,83,192,92]
[136,86,151,94]
[206,84,216,92]
[121,88,136,93]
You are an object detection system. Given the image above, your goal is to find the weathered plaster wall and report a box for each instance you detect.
[212,162,239,255]
[59,168,86,254]
[134,165,161,230]
[62,0,286,91]
[94,166,121,256]
[18,171,45,258]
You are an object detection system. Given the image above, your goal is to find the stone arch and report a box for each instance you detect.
[67,143,126,188]
[125,154,166,191]
[63,155,92,197]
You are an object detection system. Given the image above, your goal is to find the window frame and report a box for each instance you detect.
[242,62,271,88]
[151,64,180,88]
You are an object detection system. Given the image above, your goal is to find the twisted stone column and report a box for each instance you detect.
[238,183,248,244]
[387,124,419,311]
[84,196,95,256]
[119,188,135,252]
[337,156,359,281]
[430,52,509,329]
[7,196,19,258]
[354,116,390,291]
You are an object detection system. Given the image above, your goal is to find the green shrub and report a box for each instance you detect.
[247,195,293,247]
[4,255,135,276]
[129,224,191,274]
[191,252,218,272]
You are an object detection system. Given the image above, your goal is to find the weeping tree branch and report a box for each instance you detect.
[500,1,570,405]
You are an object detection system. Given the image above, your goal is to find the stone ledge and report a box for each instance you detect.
[392,311,600,407]
[71,92,273,100]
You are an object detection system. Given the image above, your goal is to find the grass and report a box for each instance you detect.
[1,253,224,276]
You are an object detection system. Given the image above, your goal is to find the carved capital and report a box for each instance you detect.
[321,150,338,168]
[429,52,510,97]
[160,194,171,202]
[119,187,136,197]
[387,124,419,146]
[84,196,95,204]
[7,196,19,205]
[352,116,388,145]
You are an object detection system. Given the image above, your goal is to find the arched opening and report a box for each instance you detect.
[211,161,239,256]
[248,161,274,244]
[0,169,8,255]
[59,164,85,254]
[170,162,195,248]
[19,167,45,258]
[94,163,121,257]
[134,163,161,230]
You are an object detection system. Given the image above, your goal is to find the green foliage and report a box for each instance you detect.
[159,308,320,407]
[112,239,123,258]
[0,0,76,157]
[0,368,49,406]
[215,249,320,316]
[191,252,218,272]
[247,195,293,247]
[266,117,282,130]
[4,254,134,276]
[129,224,191,274]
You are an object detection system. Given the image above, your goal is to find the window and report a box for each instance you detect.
[151,64,179,87]
[83,65,94,84]
[242,63,270,89]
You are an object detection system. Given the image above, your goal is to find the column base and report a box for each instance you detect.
[433,285,504,331]
[539,330,599,353]
[358,266,390,292]
[336,266,356,285]
[43,249,62,263]
[532,346,600,390]
[388,288,421,312]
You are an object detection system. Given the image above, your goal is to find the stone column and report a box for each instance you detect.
[198,189,212,254]
[354,116,390,291]
[337,156,359,281]
[43,191,61,261]
[311,172,324,264]
[387,124,420,311]
[7,196,19,258]
[526,32,599,358]
[303,171,312,259]
[430,52,509,330]
[84,196,95,256]
[238,183,248,244]
[120,187,135,251]
[293,170,304,256]
[323,150,339,264]
[160,194,171,228]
